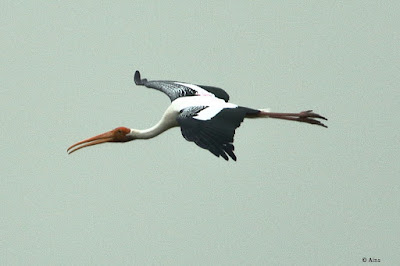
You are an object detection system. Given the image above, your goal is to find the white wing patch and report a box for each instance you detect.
[194,104,237,121]
[174,82,215,97]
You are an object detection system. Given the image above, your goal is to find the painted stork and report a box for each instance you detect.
[67,71,327,161]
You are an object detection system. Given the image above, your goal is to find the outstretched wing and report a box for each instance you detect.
[134,70,230,102]
[176,105,259,161]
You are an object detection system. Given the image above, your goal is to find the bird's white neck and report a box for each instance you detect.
[130,125,166,140]
[128,111,178,140]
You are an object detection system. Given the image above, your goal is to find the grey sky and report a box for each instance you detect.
[2,1,399,264]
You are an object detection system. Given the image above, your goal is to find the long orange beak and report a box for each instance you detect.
[67,130,115,154]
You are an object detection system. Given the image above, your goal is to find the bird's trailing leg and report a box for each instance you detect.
[259,110,328,128]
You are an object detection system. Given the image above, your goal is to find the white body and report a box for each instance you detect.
[128,96,239,139]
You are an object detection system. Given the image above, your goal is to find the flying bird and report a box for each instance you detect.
[67,71,327,161]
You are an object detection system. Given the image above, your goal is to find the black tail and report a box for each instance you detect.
[134,70,147,85]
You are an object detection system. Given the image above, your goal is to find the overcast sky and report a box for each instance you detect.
[2,1,399,264]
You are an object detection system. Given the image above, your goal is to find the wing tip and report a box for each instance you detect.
[134,70,147,85]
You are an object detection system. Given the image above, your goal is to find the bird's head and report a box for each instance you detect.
[67,126,133,154]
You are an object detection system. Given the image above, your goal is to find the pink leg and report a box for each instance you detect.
[260,110,328,128]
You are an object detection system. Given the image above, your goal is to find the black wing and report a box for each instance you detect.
[176,106,260,161]
[134,70,230,102]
